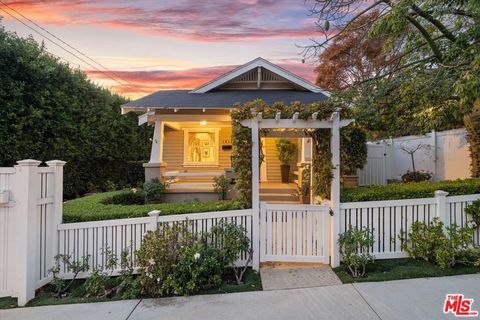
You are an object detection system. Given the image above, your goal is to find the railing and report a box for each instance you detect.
[340,192,480,259]
[56,209,255,278]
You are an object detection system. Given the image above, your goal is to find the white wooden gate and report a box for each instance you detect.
[358,143,388,185]
[259,203,330,263]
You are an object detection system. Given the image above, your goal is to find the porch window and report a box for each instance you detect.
[183,128,219,166]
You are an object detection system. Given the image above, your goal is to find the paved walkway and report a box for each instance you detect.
[2,274,479,320]
[260,264,342,290]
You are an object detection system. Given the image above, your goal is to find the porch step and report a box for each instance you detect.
[259,183,298,194]
[259,193,299,202]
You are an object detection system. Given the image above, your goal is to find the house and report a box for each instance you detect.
[121,58,330,203]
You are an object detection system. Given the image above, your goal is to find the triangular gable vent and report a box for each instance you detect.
[191,57,329,96]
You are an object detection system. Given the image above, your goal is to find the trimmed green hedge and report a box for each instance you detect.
[63,190,247,223]
[341,179,480,202]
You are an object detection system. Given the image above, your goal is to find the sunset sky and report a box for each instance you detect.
[0,0,325,99]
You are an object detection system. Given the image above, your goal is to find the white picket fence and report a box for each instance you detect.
[3,159,480,307]
[340,192,480,259]
[57,209,255,278]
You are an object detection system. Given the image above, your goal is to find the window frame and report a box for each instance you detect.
[183,128,220,167]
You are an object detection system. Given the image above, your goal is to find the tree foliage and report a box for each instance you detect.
[0,24,152,198]
[308,0,480,175]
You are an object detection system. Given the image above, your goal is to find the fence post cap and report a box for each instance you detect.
[148,210,161,217]
[16,159,41,166]
[435,190,449,197]
[45,160,67,167]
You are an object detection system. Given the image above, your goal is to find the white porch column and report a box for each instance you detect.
[330,111,341,267]
[149,121,165,164]
[251,118,260,271]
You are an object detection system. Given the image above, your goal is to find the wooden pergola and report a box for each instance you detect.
[240,109,354,267]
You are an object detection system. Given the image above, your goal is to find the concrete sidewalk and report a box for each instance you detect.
[2,274,479,320]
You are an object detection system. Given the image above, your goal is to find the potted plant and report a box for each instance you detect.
[341,127,367,187]
[276,138,297,183]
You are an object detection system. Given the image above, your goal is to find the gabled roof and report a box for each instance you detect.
[122,90,329,109]
[122,57,330,112]
[191,57,330,95]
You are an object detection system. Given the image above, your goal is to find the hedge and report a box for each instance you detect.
[341,178,480,202]
[63,191,247,223]
[0,27,151,200]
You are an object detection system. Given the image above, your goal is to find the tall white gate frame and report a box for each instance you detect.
[240,109,354,267]
[260,203,330,263]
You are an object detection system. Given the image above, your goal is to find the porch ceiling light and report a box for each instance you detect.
[200,121,207,126]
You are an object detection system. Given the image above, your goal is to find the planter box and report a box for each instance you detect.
[342,175,359,188]
[0,190,9,204]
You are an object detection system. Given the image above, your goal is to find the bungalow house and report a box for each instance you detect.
[121,58,330,203]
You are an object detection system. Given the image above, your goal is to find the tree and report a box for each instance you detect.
[307,0,480,175]
[315,10,400,92]
[0,24,152,197]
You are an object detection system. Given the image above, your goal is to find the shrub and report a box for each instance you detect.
[341,127,368,175]
[143,178,169,202]
[63,190,247,223]
[102,190,145,205]
[210,221,252,284]
[465,199,480,226]
[162,243,223,295]
[402,218,478,268]
[49,254,90,297]
[341,178,480,202]
[401,170,432,183]
[401,218,445,262]
[135,223,225,296]
[213,175,232,200]
[338,227,375,277]
[276,138,297,165]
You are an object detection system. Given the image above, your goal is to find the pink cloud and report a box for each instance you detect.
[2,0,320,42]
[85,61,317,98]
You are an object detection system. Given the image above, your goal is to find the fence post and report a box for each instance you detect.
[435,190,449,228]
[46,160,66,261]
[252,204,261,271]
[147,210,160,231]
[10,159,41,306]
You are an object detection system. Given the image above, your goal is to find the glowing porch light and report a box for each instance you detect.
[200,121,207,126]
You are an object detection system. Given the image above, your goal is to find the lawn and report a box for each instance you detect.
[334,258,480,283]
[63,190,247,223]
[0,269,261,310]
[341,178,480,202]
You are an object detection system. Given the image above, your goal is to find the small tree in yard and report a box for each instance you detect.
[338,227,375,278]
[210,221,252,284]
[213,175,232,200]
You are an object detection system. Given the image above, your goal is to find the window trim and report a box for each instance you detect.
[183,128,220,166]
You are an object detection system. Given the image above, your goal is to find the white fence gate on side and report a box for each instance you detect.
[259,203,330,263]
[358,143,387,186]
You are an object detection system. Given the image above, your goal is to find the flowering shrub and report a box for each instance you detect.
[135,223,226,296]
[162,243,223,295]
[401,170,432,183]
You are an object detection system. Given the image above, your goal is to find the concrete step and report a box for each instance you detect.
[260,193,299,202]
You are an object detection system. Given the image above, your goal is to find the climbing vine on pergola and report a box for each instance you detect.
[230,99,367,205]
